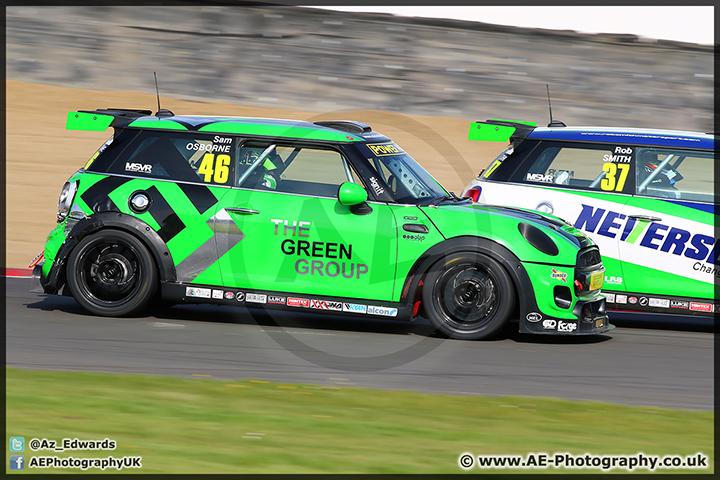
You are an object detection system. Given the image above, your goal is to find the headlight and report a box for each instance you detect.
[57,181,78,222]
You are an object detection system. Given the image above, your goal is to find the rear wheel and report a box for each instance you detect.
[422,252,514,340]
[66,229,158,317]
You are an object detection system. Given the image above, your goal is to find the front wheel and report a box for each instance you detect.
[422,252,515,340]
[66,229,158,317]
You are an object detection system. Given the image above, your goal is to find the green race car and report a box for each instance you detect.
[32,108,612,340]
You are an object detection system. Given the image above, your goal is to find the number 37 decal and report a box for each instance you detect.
[600,162,629,192]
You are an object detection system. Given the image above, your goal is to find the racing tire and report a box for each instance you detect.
[66,229,158,317]
[422,252,515,340]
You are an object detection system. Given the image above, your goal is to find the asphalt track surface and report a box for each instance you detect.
[6,277,714,410]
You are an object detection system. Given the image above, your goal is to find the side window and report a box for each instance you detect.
[236,142,353,197]
[519,142,634,194]
[85,130,139,173]
[636,148,714,202]
[106,131,235,185]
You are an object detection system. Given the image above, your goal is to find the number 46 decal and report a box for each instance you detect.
[198,154,231,183]
[600,162,629,192]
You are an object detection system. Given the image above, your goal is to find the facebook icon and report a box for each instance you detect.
[10,455,25,470]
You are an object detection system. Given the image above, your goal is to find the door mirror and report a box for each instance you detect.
[337,182,368,206]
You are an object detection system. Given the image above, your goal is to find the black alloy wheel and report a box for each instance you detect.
[66,229,158,316]
[422,252,515,340]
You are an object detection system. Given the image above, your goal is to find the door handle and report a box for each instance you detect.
[628,215,662,222]
[226,207,260,215]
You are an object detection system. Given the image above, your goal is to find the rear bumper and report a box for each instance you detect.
[30,263,45,293]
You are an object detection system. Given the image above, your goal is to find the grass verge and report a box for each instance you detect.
[5,367,713,474]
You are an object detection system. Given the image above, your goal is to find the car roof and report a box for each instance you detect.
[122,115,389,143]
[526,126,714,150]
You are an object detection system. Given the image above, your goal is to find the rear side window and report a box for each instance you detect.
[478,139,540,182]
[514,141,635,194]
[85,130,139,172]
[101,131,236,186]
[481,146,514,179]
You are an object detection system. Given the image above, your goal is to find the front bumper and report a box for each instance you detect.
[520,296,614,335]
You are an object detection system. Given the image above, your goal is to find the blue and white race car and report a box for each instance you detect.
[462,119,716,317]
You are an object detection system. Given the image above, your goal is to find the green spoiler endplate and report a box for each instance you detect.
[468,122,515,142]
[66,111,114,131]
[468,119,537,142]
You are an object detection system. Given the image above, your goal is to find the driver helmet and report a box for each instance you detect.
[239,147,282,171]
[642,158,683,186]
[239,147,263,166]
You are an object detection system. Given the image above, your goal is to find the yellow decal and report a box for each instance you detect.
[600,162,629,192]
[483,160,502,178]
[214,154,231,183]
[590,271,604,290]
[197,153,231,184]
[198,154,215,182]
[367,142,405,156]
[84,151,99,170]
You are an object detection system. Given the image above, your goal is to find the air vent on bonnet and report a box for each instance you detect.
[518,222,559,256]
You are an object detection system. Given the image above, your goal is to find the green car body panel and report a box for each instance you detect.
[32,109,612,339]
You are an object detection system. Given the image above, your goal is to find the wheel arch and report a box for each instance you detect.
[401,235,534,317]
[45,212,176,294]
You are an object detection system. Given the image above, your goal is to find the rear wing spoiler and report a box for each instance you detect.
[66,108,157,131]
[468,119,537,143]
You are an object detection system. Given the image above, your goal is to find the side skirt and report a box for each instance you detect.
[160,282,414,321]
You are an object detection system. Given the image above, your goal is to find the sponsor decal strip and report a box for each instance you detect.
[690,302,712,312]
[186,287,211,298]
[310,299,342,311]
[268,295,286,305]
[343,302,367,314]
[603,291,713,314]
[287,297,309,308]
[557,320,578,333]
[367,305,398,317]
[246,293,267,304]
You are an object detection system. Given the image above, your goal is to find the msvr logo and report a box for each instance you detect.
[125,162,152,173]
